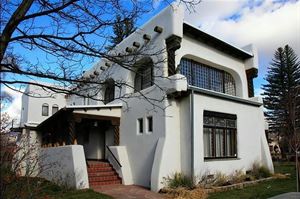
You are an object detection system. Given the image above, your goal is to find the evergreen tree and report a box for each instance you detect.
[262,45,300,155]
[106,15,136,51]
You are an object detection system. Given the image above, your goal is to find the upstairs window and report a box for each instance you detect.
[134,57,153,92]
[42,103,49,116]
[203,111,237,159]
[179,58,236,96]
[137,118,143,134]
[52,104,59,115]
[104,79,115,104]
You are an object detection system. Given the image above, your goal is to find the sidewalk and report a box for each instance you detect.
[269,192,300,199]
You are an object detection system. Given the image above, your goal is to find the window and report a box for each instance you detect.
[203,111,237,159]
[134,58,153,92]
[52,104,59,115]
[42,103,49,116]
[137,118,143,134]
[104,79,115,104]
[179,58,236,96]
[147,116,153,133]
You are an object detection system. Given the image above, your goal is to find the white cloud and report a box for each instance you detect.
[185,0,300,73]
[1,86,23,124]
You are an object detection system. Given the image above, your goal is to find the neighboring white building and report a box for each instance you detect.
[19,4,273,192]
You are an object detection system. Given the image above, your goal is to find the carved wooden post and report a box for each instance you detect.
[67,113,76,145]
[166,35,182,76]
[111,118,120,146]
[246,68,258,97]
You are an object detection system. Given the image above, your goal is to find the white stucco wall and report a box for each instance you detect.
[20,84,66,126]
[39,145,89,189]
[190,93,273,176]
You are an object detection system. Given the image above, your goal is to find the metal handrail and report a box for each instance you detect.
[106,145,122,168]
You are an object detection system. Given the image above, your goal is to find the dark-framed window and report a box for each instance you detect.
[134,57,153,92]
[52,104,59,115]
[104,79,115,104]
[138,118,143,134]
[179,58,236,96]
[147,116,153,133]
[42,103,49,116]
[203,111,237,159]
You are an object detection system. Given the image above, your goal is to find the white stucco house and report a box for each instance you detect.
[18,4,273,192]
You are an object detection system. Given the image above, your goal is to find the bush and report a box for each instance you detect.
[250,162,271,179]
[163,172,195,189]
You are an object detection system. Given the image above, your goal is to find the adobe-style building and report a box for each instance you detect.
[19,4,273,192]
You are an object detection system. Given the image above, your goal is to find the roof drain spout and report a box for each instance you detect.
[190,89,194,181]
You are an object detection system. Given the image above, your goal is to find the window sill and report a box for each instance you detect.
[204,157,240,162]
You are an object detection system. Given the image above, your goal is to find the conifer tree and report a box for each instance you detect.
[262,45,300,155]
[106,15,136,51]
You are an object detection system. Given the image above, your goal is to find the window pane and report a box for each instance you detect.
[204,116,214,126]
[42,104,49,116]
[179,58,236,96]
[214,117,226,127]
[142,67,152,89]
[204,128,213,157]
[210,68,224,93]
[215,129,224,157]
[224,72,236,95]
[226,129,237,157]
[226,119,236,128]
[52,106,59,115]
[179,59,193,85]
[138,118,143,133]
[203,111,237,159]
[147,117,153,132]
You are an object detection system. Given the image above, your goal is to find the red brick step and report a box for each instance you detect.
[87,160,122,188]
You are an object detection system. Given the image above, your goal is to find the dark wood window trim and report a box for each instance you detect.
[134,58,154,92]
[42,103,49,116]
[203,111,237,160]
[104,79,115,104]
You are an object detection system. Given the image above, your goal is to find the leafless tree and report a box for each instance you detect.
[1,0,201,106]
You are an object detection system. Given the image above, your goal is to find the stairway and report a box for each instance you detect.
[87,160,122,188]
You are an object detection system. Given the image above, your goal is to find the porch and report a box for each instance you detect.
[37,104,122,160]
[36,104,130,189]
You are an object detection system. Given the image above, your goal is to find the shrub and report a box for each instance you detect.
[250,162,271,179]
[163,172,195,189]
[230,169,247,184]
[212,172,230,186]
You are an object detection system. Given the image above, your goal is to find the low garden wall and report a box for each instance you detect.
[39,145,89,189]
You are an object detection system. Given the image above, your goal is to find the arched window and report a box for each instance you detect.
[104,79,115,104]
[179,58,236,96]
[42,103,49,116]
[52,104,59,115]
[134,57,153,92]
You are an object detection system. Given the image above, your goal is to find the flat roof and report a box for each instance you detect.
[183,22,253,60]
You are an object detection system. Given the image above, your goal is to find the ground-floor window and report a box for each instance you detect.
[203,111,237,159]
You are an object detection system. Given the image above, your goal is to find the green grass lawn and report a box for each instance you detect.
[208,162,297,199]
[2,176,113,199]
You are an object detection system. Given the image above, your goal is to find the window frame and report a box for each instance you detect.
[52,104,59,115]
[134,58,154,92]
[179,58,236,96]
[147,116,153,133]
[203,111,238,160]
[104,79,115,104]
[137,118,143,134]
[42,103,49,116]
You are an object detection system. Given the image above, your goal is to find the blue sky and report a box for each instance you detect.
[3,0,300,121]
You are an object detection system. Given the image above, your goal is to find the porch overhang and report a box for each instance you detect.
[37,104,122,146]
